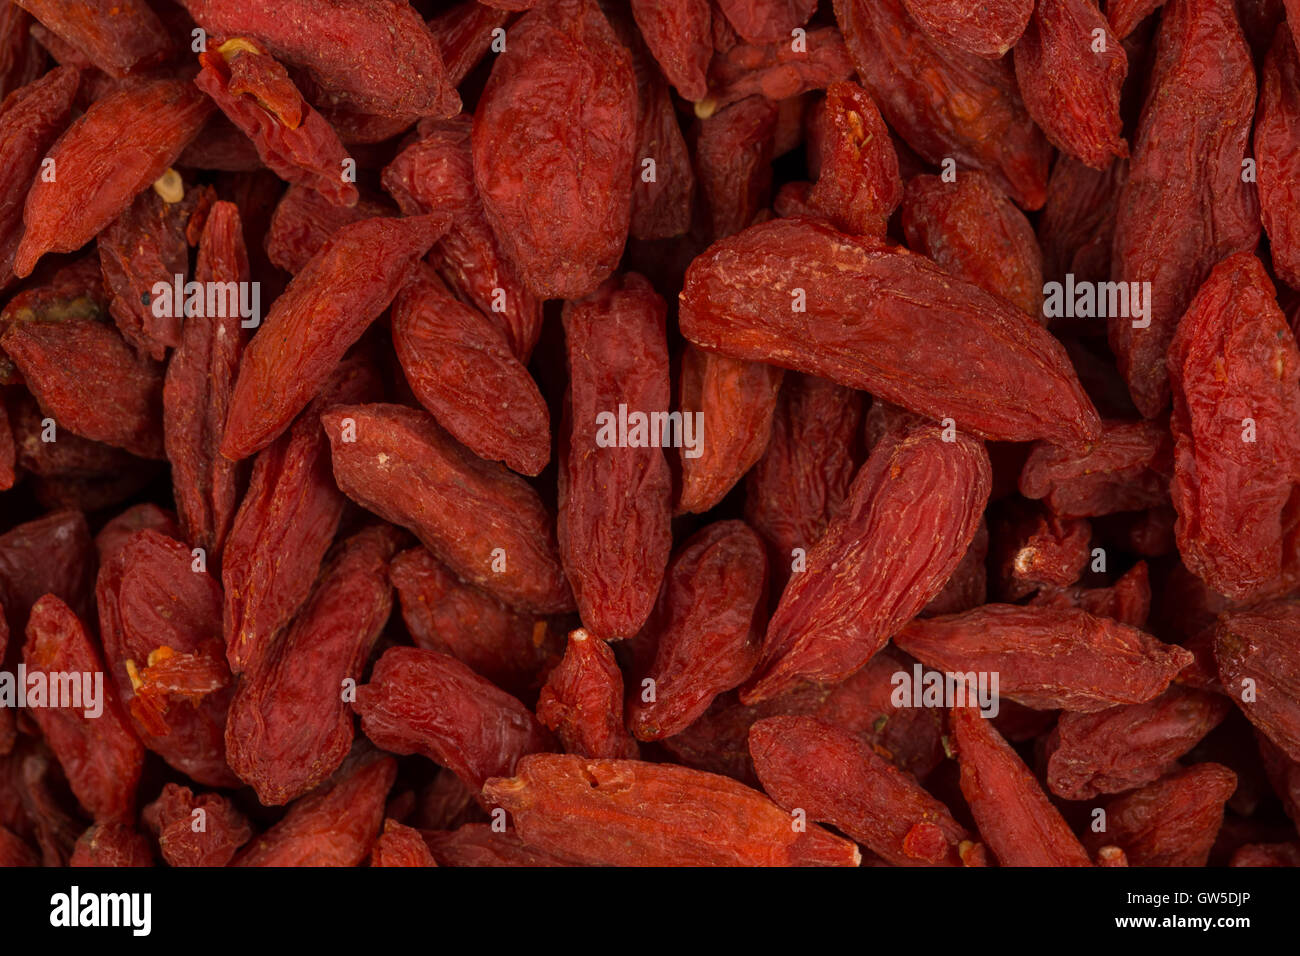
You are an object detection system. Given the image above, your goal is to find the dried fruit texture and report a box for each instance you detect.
[221,214,449,460]
[901,0,1033,57]
[98,184,199,359]
[629,522,767,740]
[991,504,1091,601]
[1108,0,1166,36]
[423,823,583,867]
[472,0,637,299]
[702,26,854,114]
[234,755,396,866]
[1030,559,1152,627]
[715,0,816,43]
[750,716,968,866]
[142,783,252,867]
[1046,686,1232,799]
[3,317,167,462]
[484,754,861,866]
[0,254,105,385]
[630,0,711,101]
[678,347,783,514]
[897,604,1194,712]
[679,217,1102,447]
[1256,26,1300,290]
[1167,253,1300,601]
[1232,842,1300,866]
[195,41,358,208]
[744,374,864,586]
[223,353,380,674]
[1039,155,1127,288]
[902,172,1045,319]
[951,706,1092,867]
[14,0,170,77]
[695,95,777,241]
[94,530,234,790]
[370,819,438,867]
[354,647,551,794]
[743,426,990,703]
[69,823,152,867]
[392,266,550,476]
[559,275,672,639]
[0,825,38,867]
[835,0,1051,210]
[630,69,695,241]
[0,67,78,290]
[0,510,96,638]
[536,629,639,759]
[1086,763,1237,866]
[1109,0,1260,418]
[389,547,551,700]
[265,184,396,275]
[227,525,400,806]
[806,82,902,238]
[13,80,213,278]
[921,521,990,618]
[180,0,457,118]
[1216,601,1300,762]
[323,403,573,615]
[0,6,44,102]
[22,595,143,823]
[163,201,249,565]
[1020,419,1172,518]
[429,2,511,88]
[1014,0,1129,169]
[383,118,545,364]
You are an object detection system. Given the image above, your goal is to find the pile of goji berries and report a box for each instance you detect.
[0,0,1298,869]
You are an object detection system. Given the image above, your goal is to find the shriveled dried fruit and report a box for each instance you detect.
[222,214,450,460]
[1257,26,1300,290]
[22,595,143,823]
[901,0,1033,58]
[1084,763,1237,866]
[750,716,969,866]
[472,0,637,298]
[1013,0,1128,169]
[323,403,574,615]
[1216,601,1300,762]
[677,346,783,514]
[354,646,551,794]
[536,629,639,759]
[1109,0,1260,417]
[559,275,672,639]
[630,0,711,102]
[680,217,1102,446]
[370,819,438,867]
[142,783,252,867]
[483,754,861,866]
[835,0,1050,209]
[951,705,1092,867]
[897,605,1193,712]
[1167,252,1300,601]
[806,82,902,238]
[1046,685,1232,799]
[744,426,990,703]
[14,80,212,278]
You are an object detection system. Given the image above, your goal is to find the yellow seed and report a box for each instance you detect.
[153,168,184,204]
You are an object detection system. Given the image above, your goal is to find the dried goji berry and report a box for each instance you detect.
[323,403,574,615]
[471,0,637,299]
[559,274,672,639]
[679,217,1102,446]
[13,79,213,277]
[1109,0,1260,417]
[483,754,862,866]
[142,783,253,867]
[221,214,450,459]
[536,629,639,759]
[370,819,438,867]
[1255,24,1300,290]
[14,0,172,78]
[354,646,552,794]
[743,425,990,703]
[897,604,1194,712]
[901,0,1033,58]
[1216,601,1300,762]
[630,0,712,102]
[750,715,970,866]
